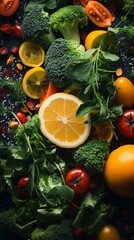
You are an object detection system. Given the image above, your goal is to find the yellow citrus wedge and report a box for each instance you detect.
[92,120,114,143]
[22,67,48,99]
[38,93,91,148]
[85,30,107,50]
[19,41,45,67]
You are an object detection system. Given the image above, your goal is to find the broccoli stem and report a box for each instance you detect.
[59,23,80,44]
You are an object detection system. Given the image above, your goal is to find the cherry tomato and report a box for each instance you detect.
[16,112,27,124]
[98,225,121,240]
[117,109,134,138]
[85,1,113,28]
[65,167,91,195]
[13,23,22,38]
[0,23,12,34]
[74,227,85,240]
[11,46,19,54]
[0,0,20,17]
[0,47,8,55]
[17,176,30,196]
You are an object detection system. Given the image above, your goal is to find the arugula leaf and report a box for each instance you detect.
[67,47,122,123]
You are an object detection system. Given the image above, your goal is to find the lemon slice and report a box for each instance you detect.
[22,67,48,99]
[85,30,107,50]
[19,41,45,67]
[38,93,91,148]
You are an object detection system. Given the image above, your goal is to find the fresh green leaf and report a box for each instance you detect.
[101,51,119,61]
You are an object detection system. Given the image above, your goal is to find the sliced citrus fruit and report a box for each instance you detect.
[22,66,48,99]
[85,30,107,50]
[92,120,114,143]
[19,41,45,67]
[38,93,91,148]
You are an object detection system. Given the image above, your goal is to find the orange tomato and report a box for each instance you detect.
[85,1,113,28]
[114,77,134,107]
[98,225,121,240]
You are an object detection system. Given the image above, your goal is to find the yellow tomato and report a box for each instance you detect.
[98,225,121,240]
[114,77,134,107]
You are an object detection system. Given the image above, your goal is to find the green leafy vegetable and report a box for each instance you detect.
[66,46,123,124]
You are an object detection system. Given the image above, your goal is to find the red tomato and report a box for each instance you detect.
[0,0,20,17]
[0,23,12,34]
[74,227,85,240]
[16,112,27,124]
[11,46,19,54]
[85,1,113,28]
[13,23,22,38]
[117,109,134,138]
[17,176,30,196]
[0,47,8,55]
[65,167,91,195]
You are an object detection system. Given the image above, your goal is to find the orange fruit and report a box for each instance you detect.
[38,93,91,148]
[22,67,48,99]
[114,77,134,107]
[104,145,134,198]
[19,41,45,67]
[85,30,107,50]
[98,225,121,240]
[92,120,114,143]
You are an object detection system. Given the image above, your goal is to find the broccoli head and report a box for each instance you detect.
[0,207,37,238]
[21,6,56,48]
[31,218,73,240]
[44,38,85,88]
[73,139,110,177]
[49,5,88,44]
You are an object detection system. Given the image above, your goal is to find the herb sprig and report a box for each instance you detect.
[66,47,123,126]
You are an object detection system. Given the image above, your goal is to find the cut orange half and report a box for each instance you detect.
[22,67,48,99]
[38,93,91,148]
[19,41,45,67]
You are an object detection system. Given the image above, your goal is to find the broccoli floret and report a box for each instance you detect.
[0,207,37,238]
[73,140,110,177]
[49,5,88,44]
[21,6,56,48]
[44,38,85,88]
[31,219,73,240]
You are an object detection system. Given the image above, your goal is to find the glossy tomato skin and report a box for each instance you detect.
[117,109,134,138]
[0,0,20,17]
[13,23,22,38]
[98,225,121,240]
[65,167,91,195]
[0,23,12,34]
[17,176,30,196]
[85,1,113,28]
[16,112,27,124]
[74,227,85,240]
